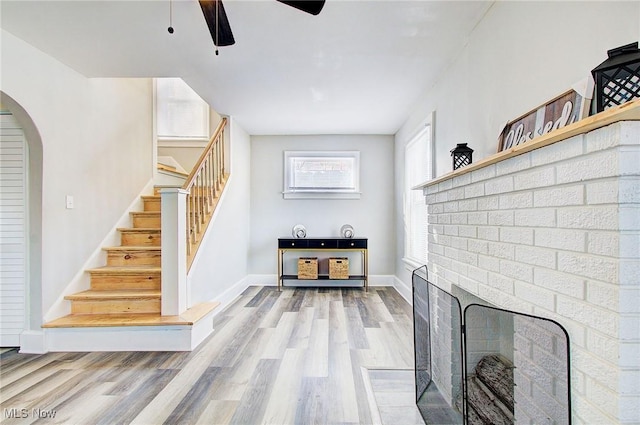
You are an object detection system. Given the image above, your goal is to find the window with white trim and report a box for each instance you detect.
[156,78,209,143]
[283,151,360,199]
[404,123,432,267]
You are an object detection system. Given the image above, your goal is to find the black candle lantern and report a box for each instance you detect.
[451,143,473,170]
[591,42,640,114]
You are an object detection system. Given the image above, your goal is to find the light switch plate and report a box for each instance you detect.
[66,195,74,209]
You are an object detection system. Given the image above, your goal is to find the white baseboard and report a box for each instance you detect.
[393,276,413,306]
[19,330,47,354]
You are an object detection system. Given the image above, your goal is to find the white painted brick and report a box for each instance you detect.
[468,239,488,254]
[587,232,619,257]
[557,296,617,336]
[500,260,533,283]
[435,191,448,202]
[621,121,640,146]
[535,228,586,252]
[620,206,640,231]
[618,177,640,204]
[572,394,617,425]
[427,213,438,224]
[619,370,640,394]
[514,166,556,191]
[620,259,640,286]
[620,395,640,423]
[470,164,496,183]
[447,187,465,201]
[533,184,584,207]
[437,214,450,224]
[571,368,586,396]
[477,195,499,211]
[444,246,459,260]
[496,153,532,176]
[488,210,514,226]
[477,226,499,241]
[439,179,453,191]
[534,268,585,299]
[478,255,500,272]
[619,288,640,315]
[586,281,618,311]
[557,206,618,230]
[586,180,619,204]
[488,242,515,260]
[443,201,458,213]
[484,175,514,195]
[467,211,488,225]
[514,280,554,310]
[556,150,619,184]
[425,193,438,205]
[466,265,488,284]
[500,227,534,245]
[450,213,467,225]
[586,123,621,153]
[499,192,533,209]
[585,377,618,419]
[531,133,584,166]
[558,252,618,284]
[477,285,533,313]
[425,183,439,195]
[427,203,443,214]
[621,233,640,259]
[515,245,557,268]
[444,225,459,236]
[620,341,640,368]
[463,182,484,198]
[586,329,619,363]
[428,243,444,256]
[428,224,444,235]
[451,172,471,188]
[486,272,514,294]
[458,225,477,239]
[450,236,467,250]
[620,314,640,340]
[458,199,477,212]
[514,208,556,227]
[458,275,479,294]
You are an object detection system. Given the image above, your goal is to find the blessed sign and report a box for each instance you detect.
[497,80,593,152]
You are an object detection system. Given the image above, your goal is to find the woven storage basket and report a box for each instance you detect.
[298,257,318,279]
[329,257,349,279]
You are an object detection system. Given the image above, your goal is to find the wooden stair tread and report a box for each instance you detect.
[102,246,161,251]
[117,227,161,232]
[130,211,160,216]
[66,289,161,300]
[43,302,221,328]
[88,266,160,273]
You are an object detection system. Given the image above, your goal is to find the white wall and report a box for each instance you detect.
[250,135,395,280]
[394,1,640,287]
[187,118,252,304]
[1,30,153,331]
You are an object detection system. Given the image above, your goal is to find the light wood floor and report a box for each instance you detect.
[0,286,421,425]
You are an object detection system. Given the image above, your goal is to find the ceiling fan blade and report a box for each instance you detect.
[199,0,235,47]
[276,0,326,16]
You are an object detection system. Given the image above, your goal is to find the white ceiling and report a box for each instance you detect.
[1,0,492,135]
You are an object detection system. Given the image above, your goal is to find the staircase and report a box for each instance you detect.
[42,190,219,351]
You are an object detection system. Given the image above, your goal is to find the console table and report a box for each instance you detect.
[277,237,368,290]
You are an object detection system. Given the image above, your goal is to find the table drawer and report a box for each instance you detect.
[279,239,309,249]
[337,239,367,249]
[307,239,338,249]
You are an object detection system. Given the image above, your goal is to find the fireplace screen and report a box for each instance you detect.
[412,267,571,425]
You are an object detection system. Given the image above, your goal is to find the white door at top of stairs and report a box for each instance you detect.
[0,111,26,347]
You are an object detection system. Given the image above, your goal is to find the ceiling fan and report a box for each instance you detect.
[198,0,326,51]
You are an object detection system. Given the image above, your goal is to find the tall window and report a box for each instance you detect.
[156,78,209,142]
[404,123,432,267]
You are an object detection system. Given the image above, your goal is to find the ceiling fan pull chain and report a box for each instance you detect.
[167,0,174,34]
[215,0,219,55]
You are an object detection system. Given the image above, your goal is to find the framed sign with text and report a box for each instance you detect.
[497,78,594,152]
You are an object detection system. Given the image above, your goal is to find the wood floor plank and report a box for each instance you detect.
[0,286,418,425]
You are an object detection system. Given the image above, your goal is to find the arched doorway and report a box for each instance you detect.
[0,92,43,350]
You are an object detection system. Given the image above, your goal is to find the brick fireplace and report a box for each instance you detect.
[416,101,640,424]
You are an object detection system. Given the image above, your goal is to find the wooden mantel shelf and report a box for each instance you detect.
[415,99,640,189]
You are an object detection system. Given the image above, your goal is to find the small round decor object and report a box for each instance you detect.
[292,224,307,239]
[340,224,355,239]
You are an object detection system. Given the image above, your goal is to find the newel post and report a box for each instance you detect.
[160,188,188,315]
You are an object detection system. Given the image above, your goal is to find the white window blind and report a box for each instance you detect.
[404,125,431,266]
[283,151,360,199]
[156,78,209,140]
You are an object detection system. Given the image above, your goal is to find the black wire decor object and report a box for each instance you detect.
[591,42,640,113]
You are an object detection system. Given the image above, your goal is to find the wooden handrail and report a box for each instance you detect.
[182,117,229,269]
